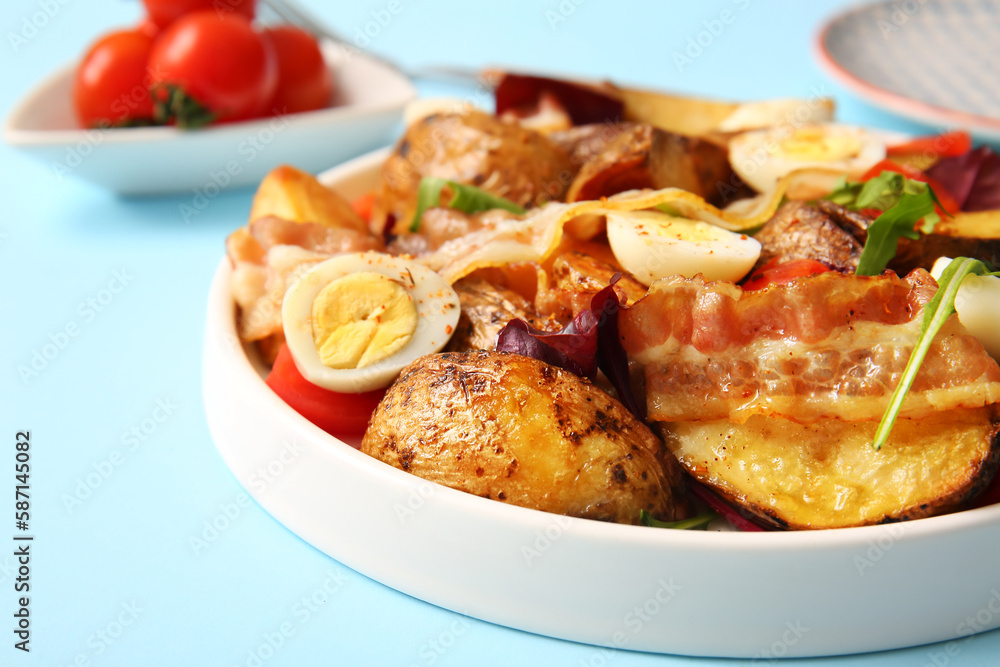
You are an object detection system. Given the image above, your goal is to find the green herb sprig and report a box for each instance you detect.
[871,257,1000,450]
[639,509,716,530]
[410,177,525,232]
[825,171,950,276]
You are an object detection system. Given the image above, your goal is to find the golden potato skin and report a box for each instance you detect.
[362,351,690,524]
[658,407,1000,530]
[371,111,574,234]
[444,278,558,353]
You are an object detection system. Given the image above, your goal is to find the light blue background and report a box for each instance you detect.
[2,0,998,665]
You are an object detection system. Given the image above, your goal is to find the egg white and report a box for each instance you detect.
[281,252,460,393]
[716,98,834,133]
[930,257,1000,361]
[729,123,887,195]
[606,210,761,285]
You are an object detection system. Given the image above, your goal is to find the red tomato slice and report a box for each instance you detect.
[351,192,376,222]
[261,25,332,115]
[142,0,255,30]
[148,11,277,125]
[860,159,961,216]
[741,259,832,291]
[265,344,385,443]
[886,131,972,159]
[73,29,156,128]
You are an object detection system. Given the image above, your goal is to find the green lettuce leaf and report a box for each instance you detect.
[410,177,525,232]
[639,509,716,530]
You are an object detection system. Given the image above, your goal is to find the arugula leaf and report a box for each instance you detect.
[871,257,1000,450]
[824,171,949,276]
[855,187,940,276]
[410,177,525,232]
[639,509,716,530]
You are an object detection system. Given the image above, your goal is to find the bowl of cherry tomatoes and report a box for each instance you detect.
[3,0,416,196]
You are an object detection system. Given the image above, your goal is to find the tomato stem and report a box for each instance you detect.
[152,83,217,129]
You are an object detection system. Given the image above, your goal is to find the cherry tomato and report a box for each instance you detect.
[148,11,277,125]
[136,17,161,39]
[261,26,332,115]
[860,159,961,216]
[741,258,832,291]
[142,0,255,30]
[351,192,376,222]
[886,131,972,159]
[73,29,156,128]
[265,344,386,442]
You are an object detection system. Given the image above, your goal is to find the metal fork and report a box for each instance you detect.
[258,0,484,86]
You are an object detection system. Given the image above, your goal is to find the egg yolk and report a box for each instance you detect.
[648,217,727,242]
[311,272,418,369]
[778,127,861,162]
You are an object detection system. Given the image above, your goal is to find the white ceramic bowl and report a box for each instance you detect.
[202,148,1000,659]
[3,43,415,196]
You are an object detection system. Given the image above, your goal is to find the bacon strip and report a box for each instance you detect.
[620,271,1000,424]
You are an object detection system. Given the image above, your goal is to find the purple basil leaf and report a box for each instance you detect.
[497,314,598,379]
[926,147,985,206]
[962,148,1000,212]
[496,274,645,421]
[590,277,644,420]
[926,146,1000,212]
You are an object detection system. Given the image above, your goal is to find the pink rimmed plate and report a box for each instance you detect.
[815,0,1000,140]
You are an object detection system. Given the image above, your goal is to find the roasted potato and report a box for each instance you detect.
[550,122,633,169]
[622,87,834,136]
[563,125,749,211]
[565,124,654,203]
[362,351,691,524]
[750,200,1000,275]
[371,110,574,234]
[751,201,866,274]
[249,165,368,234]
[658,407,1000,530]
[444,278,558,352]
[648,128,749,207]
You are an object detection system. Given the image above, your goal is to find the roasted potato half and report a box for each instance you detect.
[371,111,574,234]
[444,278,557,353]
[249,165,368,234]
[362,351,691,524]
[658,407,1000,530]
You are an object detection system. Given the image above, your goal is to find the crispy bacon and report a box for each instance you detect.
[536,250,647,320]
[620,271,1000,424]
[229,215,383,262]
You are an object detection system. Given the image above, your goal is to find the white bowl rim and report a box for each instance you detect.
[214,145,1000,551]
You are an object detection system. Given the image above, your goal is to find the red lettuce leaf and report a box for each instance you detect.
[926,146,1000,212]
[496,316,599,380]
[590,281,644,419]
[494,72,624,126]
[496,275,643,419]
[688,483,767,532]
